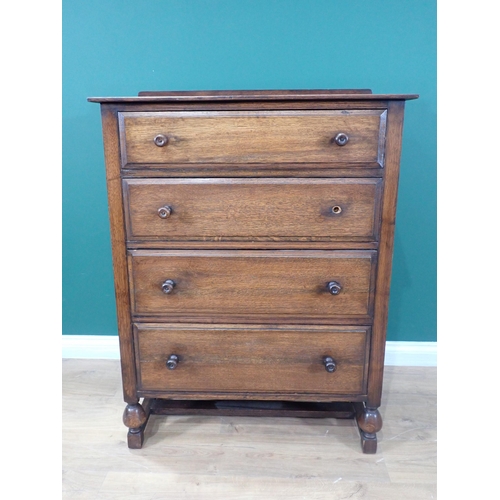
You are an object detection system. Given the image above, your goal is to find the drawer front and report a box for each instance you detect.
[135,323,370,395]
[128,250,376,320]
[119,110,386,168]
[123,178,382,242]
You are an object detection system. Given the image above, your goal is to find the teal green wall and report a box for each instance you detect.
[63,0,436,341]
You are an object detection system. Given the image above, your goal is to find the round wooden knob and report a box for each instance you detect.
[166,354,179,370]
[161,279,175,294]
[158,206,172,219]
[327,281,342,295]
[334,133,349,146]
[154,134,168,147]
[323,356,337,373]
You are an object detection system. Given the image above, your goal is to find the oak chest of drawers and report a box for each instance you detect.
[89,89,417,453]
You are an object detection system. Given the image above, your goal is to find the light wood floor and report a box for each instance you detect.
[62,360,436,499]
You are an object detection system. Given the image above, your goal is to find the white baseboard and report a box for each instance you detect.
[384,341,436,366]
[62,335,120,360]
[62,336,436,367]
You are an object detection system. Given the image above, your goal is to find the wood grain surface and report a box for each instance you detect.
[134,323,369,395]
[90,90,417,454]
[367,100,406,408]
[119,110,386,167]
[123,177,382,242]
[128,250,376,319]
[88,89,419,102]
[100,105,137,404]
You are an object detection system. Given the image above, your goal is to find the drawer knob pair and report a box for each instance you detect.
[161,279,342,295]
[159,204,342,217]
[165,354,336,372]
[154,132,348,147]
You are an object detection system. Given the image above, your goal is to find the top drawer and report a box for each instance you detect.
[119,110,387,169]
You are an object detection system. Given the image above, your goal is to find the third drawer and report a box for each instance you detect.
[128,249,377,322]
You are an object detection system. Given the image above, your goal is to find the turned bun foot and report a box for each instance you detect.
[355,404,382,454]
[123,402,150,449]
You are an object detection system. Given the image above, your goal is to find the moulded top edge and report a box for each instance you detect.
[87,90,419,103]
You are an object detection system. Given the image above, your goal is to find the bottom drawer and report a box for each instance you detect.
[134,323,370,396]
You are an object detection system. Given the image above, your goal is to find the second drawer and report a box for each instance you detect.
[123,178,382,242]
[128,249,377,321]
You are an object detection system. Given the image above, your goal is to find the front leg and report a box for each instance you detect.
[122,399,151,449]
[355,403,383,454]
